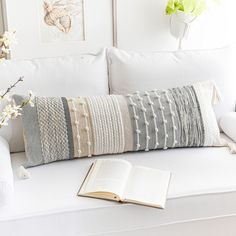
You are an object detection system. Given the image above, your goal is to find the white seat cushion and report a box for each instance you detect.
[0,137,14,207]
[0,49,109,153]
[1,134,236,235]
[108,45,236,122]
[220,112,236,143]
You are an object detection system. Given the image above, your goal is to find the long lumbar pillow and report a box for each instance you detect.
[14,80,221,167]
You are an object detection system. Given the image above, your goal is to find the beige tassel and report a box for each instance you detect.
[212,82,222,105]
[17,166,30,180]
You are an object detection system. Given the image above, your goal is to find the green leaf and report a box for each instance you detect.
[166,0,180,15]
[182,0,195,14]
[165,0,212,16]
[192,0,206,16]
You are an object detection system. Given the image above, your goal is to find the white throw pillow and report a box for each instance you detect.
[0,49,109,152]
[108,46,236,122]
[0,137,14,206]
[220,112,236,142]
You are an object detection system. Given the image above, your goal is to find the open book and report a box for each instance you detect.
[78,159,171,209]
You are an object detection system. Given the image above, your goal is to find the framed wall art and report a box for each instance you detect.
[39,0,85,43]
[1,0,114,59]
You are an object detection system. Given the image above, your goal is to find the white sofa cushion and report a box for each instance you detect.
[1,134,236,235]
[107,45,236,122]
[0,137,14,206]
[220,112,236,142]
[0,50,109,152]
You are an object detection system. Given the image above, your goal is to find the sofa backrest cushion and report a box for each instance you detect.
[0,50,109,152]
[107,45,236,122]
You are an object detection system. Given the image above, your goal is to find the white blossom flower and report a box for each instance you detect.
[0,58,5,63]
[2,104,13,119]
[0,29,17,48]
[0,31,33,129]
[2,104,21,119]
[1,46,10,54]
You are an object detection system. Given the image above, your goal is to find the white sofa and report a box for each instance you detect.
[1,46,236,236]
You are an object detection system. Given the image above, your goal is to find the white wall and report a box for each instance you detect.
[116,0,236,52]
[3,0,114,59]
[1,0,236,58]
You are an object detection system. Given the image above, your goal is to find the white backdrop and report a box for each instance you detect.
[1,0,236,58]
[116,0,236,51]
[2,0,113,59]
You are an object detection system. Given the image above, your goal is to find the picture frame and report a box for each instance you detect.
[39,0,85,43]
[1,0,115,59]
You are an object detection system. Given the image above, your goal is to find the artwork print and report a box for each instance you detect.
[39,0,85,42]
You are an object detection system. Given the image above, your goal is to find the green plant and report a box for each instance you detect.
[165,0,218,16]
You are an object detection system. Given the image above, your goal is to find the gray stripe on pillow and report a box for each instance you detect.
[170,86,205,147]
[36,97,70,163]
[126,85,205,151]
[126,90,173,151]
[61,97,74,159]
[13,95,44,167]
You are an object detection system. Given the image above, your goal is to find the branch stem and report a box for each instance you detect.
[1,76,24,99]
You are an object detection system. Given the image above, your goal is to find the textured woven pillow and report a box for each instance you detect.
[14,80,221,167]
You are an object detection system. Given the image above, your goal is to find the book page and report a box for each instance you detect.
[123,166,171,208]
[80,159,132,198]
